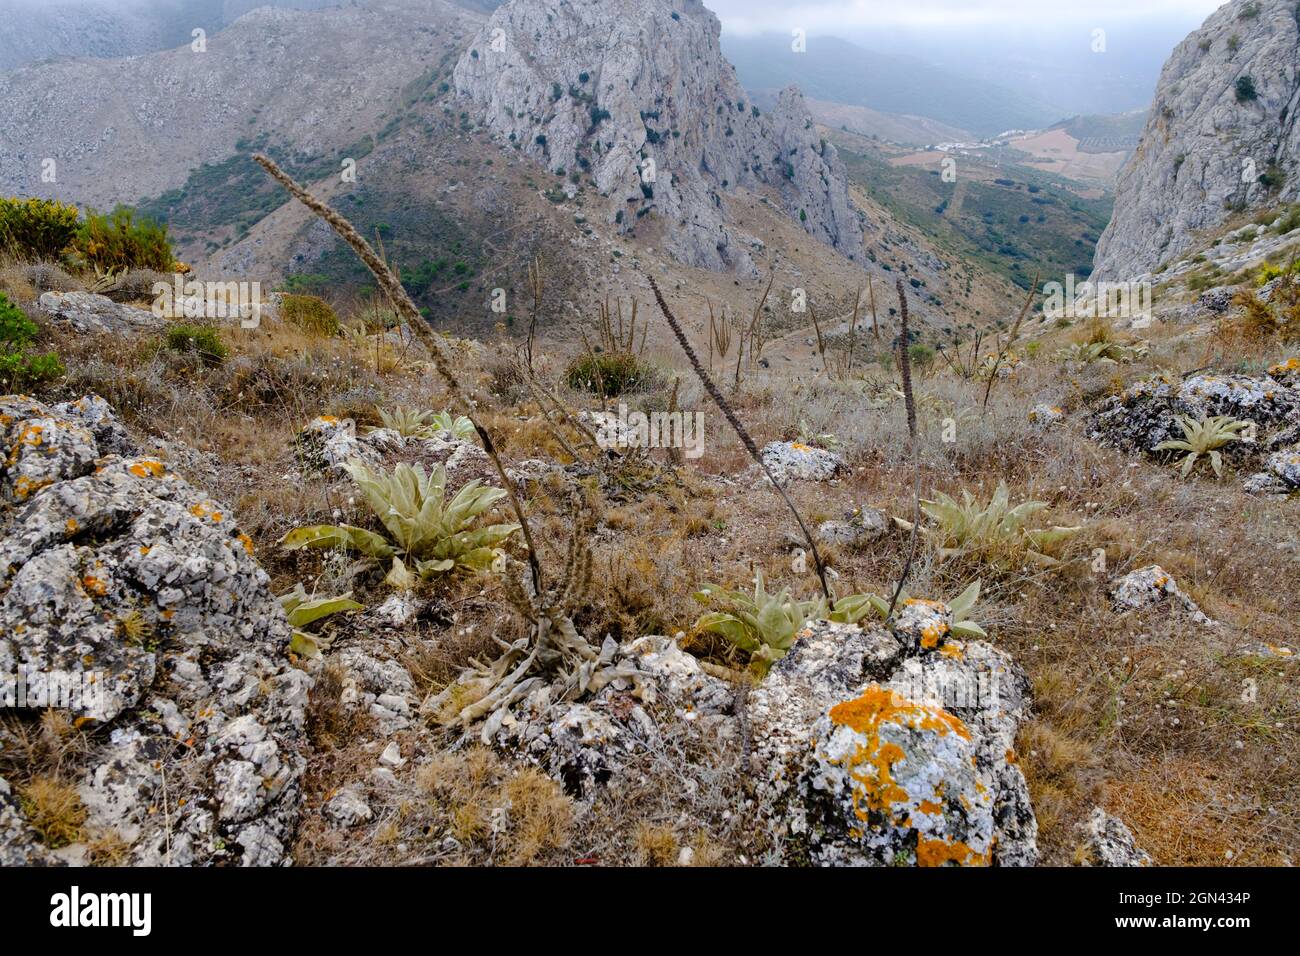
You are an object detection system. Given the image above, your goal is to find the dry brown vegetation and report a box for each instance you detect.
[4,239,1298,868]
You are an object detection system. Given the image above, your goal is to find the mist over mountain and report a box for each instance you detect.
[824,14,1220,117]
[722,33,1065,136]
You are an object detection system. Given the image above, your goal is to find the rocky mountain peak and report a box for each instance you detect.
[1093,0,1300,280]
[452,0,866,274]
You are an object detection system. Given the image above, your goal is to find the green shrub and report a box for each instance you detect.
[73,206,175,272]
[564,351,652,396]
[1274,205,1300,235]
[1235,76,1258,103]
[0,291,37,345]
[0,292,64,389]
[278,294,340,336]
[164,322,228,365]
[0,197,80,262]
[907,342,937,369]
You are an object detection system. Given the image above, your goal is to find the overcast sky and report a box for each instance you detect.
[710,0,1229,32]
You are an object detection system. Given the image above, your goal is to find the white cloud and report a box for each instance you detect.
[710,0,1229,34]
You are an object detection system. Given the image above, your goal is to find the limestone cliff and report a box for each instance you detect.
[1094,0,1300,280]
[452,0,866,274]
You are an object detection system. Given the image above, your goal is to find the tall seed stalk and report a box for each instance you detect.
[886,278,921,620]
[252,153,543,595]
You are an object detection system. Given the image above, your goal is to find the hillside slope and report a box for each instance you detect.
[0,0,481,209]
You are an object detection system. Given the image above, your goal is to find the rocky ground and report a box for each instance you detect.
[0,238,1297,866]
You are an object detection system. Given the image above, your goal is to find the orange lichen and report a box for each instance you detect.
[129,459,166,479]
[920,619,950,649]
[825,685,972,823]
[916,835,989,867]
[12,476,51,500]
[236,534,255,555]
[938,641,965,660]
[65,518,78,534]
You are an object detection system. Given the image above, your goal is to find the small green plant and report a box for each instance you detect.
[164,322,228,365]
[428,410,476,440]
[1056,340,1147,365]
[907,342,936,370]
[1235,75,1258,103]
[73,205,175,272]
[278,583,363,657]
[278,293,340,335]
[375,406,438,438]
[1156,415,1252,477]
[1273,205,1300,235]
[691,571,828,675]
[374,407,477,441]
[0,292,64,389]
[0,197,80,261]
[281,460,519,589]
[916,481,1081,569]
[795,419,840,450]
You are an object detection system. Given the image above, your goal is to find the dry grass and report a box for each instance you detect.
[18,776,87,849]
[8,261,1295,868]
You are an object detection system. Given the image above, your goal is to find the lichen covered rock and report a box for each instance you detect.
[1089,371,1300,478]
[295,416,379,474]
[486,635,734,797]
[755,441,846,486]
[1269,358,1300,391]
[0,395,311,866]
[1028,404,1065,428]
[817,506,889,548]
[1263,448,1300,488]
[807,685,994,866]
[1077,807,1152,867]
[37,290,165,335]
[750,616,1036,867]
[1112,565,1213,625]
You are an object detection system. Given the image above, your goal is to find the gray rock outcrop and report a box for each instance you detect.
[37,291,166,335]
[1077,807,1153,867]
[1,394,311,865]
[1094,0,1300,280]
[452,0,866,273]
[750,609,1038,867]
[1089,370,1300,481]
